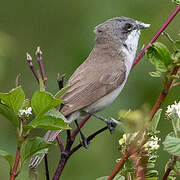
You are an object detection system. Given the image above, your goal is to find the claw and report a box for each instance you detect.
[107,120,118,134]
[79,135,90,149]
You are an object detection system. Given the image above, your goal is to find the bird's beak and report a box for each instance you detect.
[136,21,151,29]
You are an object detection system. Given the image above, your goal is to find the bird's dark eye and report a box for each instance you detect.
[124,23,133,32]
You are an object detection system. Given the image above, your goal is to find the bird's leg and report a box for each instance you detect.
[87,113,118,134]
[74,120,90,149]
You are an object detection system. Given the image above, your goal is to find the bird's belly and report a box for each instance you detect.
[84,81,126,113]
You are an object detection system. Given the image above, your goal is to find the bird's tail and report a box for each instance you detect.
[29,130,62,169]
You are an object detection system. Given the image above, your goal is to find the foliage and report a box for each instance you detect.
[0,84,68,178]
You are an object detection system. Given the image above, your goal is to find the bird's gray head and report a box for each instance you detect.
[94,17,150,48]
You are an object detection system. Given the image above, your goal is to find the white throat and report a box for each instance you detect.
[122,29,140,73]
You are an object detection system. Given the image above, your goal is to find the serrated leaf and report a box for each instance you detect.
[150,109,162,132]
[0,86,25,114]
[25,115,69,130]
[20,137,54,164]
[164,135,180,156]
[96,175,125,180]
[0,149,14,168]
[147,42,171,71]
[31,91,63,116]
[0,103,18,127]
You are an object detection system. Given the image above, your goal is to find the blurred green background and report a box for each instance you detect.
[0,0,179,179]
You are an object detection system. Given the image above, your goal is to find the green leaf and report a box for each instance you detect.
[0,149,14,168]
[0,86,25,114]
[96,175,125,180]
[25,115,69,130]
[20,137,54,164]
[149,109,162,132]
[21,99,30,110]
[171,114,180,138]
[0,103,18,126]
[45,108,67,122]
[147,42,171,71]
[31,91,63,116]
[164,134,180,156]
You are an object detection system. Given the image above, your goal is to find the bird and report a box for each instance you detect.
[29,16,150,169]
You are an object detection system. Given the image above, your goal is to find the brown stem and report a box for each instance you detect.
[36,46,47,87]
[107,149,131,180]
[9,147,21,180]
[26,53,39,83]
[132,6,180,68]
[150,66,180,119]
[162,168,172,180]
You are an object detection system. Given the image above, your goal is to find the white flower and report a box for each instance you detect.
[144,135,160,151]
[19,107,32,117]
[166,101,180,118]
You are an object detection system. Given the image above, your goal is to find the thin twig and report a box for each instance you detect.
[36,47,47,86]
[9,147,21,180]
[71,114,91,141]
[44,154,50,180]
[53,126,108,180]
[70,126,108,155]
[150,66,180,119]
[107,149,132,180]
[26,53,39,83]
[132,5,180,68]
[56,135,65,152]
[107,6,180,179]
[162,168,172,180]
[161,156,177,180]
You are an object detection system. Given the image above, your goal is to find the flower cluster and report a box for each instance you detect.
[119,132,160,151]
[18,107,32,118]
[144,135,160,151]
[166,101,180,118]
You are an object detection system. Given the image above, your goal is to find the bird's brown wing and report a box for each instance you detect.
[60,45,126,116]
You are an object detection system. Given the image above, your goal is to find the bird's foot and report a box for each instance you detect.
[86,112,118,134]
[106,119,118,134]
[79,134,90,149]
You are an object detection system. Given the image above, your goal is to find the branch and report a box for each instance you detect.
[26,53,39,83]
[70,126,108,155]
[36,47,47,87]
[56,135,65,152]
[107,6,180,180]
[132,5,180,68]
[161,156,177,180]
[150,65,180,119]
[107,149,131,180]
[162,168,172,180]
[71,114,91,141]
[9,147,21,180]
